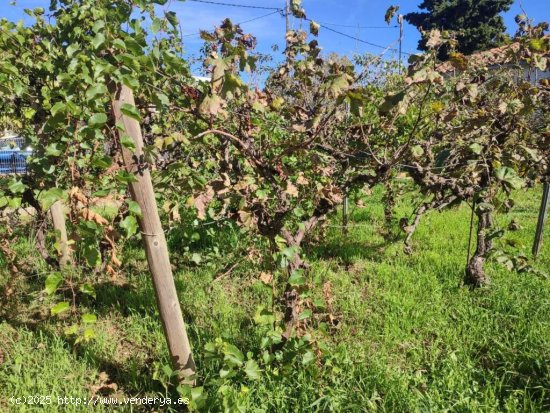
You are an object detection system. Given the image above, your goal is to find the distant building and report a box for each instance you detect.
[192,75,210,83]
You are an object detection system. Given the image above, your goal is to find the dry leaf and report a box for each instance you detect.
[259,272,273,284]
[285,182,299,197]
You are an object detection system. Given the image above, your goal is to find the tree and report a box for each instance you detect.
[405,0,514,59]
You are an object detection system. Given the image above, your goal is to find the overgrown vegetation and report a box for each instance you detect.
[0,0,548,411]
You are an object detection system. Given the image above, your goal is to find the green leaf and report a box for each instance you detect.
[126,200,142,217]
[8,179,26,194]
[288,270,306,286]
[50,102,67,116]
[92,155,113,169]
[82,313,97,324]
[80,283,97,299]
[119,135,136,151]
[155,92,170,107]
[495,167,524,190]
[51,301,70,316]
[253,306,276,325]
[112,39,126,51]
[151,18,162,34]
[45,272,63,295]
[302,350,315,365]
[116,170,138,184]
[83,327,96,341]
[91,32,106,50]
[92,20,105,34]
[469,143,483,155]
[244,359,261,380]
[82,243,101,267]
[0,61,19,76]
[223,344,244,367]
[120,103,140,121]
[120,215,138,237]
[66,43,79,57]
[121,75,139,90]
[411,145,424,158]
[45,143,62,157]
[190,253,202,264]
[190,386,204,401]
[38,188,65,210]
[86,84,108,101]
[165,11,179,29]
[299,309,312,320]
[89,113,108,128]
[8,197,21,209]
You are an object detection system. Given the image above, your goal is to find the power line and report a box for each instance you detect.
[306,18,413,56]
[179,0,416,56]
[186,0,282,11]
[318,21,398,29]
[181,9,282,38]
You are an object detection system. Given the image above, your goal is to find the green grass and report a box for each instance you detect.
[0,187,549,412]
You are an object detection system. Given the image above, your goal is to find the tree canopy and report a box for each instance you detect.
[405,0,514,59]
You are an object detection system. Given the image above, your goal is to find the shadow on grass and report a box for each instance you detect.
[308,236,393,265]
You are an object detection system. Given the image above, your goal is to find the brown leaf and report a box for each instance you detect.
[285,182,299,197]
[191,187,214,220]
[259,272,273,284]
[426,30,443,49]
[238,210,256,228]
[80,208,109,226]
[296,173,309,186]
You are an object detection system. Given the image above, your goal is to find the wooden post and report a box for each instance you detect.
[111,85,196,381]
[50,200,71,267]
[533,182,549,258]
[342,195,349,236]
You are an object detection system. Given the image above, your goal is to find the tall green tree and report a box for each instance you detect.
[405,0,514,59]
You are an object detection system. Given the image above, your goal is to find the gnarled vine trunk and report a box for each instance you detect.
[279,212,326,340]
[465,208,493,287]
[282,251,307,340]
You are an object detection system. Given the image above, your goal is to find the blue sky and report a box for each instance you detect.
[3,0,549,71]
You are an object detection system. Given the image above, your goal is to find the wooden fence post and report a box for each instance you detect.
[111,85,196,382]
[50,200,71,267]
[533,182,549,258]
[342,195,349,236]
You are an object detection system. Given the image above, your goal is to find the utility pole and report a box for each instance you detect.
[398,14,404,73]
[285,0,291,54]
[285,0,290,36]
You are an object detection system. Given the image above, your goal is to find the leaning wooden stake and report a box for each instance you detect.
[533,182,549,258]
[342,195,349,236]
[50,200,71,267]
[111,85,196,381]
